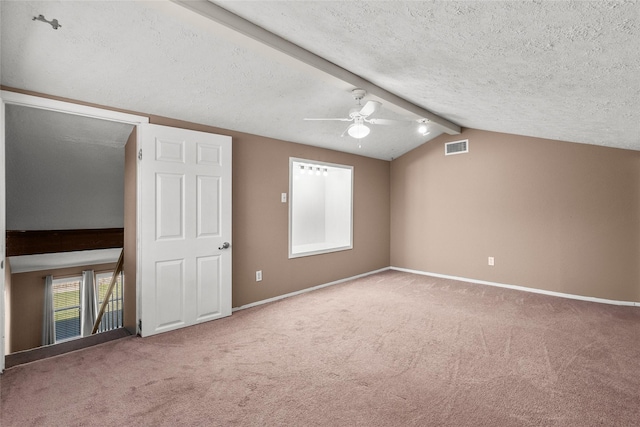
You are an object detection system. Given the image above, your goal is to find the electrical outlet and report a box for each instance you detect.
[281,193,287,203]
[488,257,495,266]
[256,270,262,281]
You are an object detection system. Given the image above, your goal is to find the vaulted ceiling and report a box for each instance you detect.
[1,1,639,160]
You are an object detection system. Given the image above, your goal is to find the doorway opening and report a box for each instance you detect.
[1,91,149,370]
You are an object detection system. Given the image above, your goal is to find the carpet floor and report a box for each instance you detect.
[2,270,639,426]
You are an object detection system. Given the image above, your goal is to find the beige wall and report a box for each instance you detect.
[4,259,12,354]
[11,86,637,311]
[123,128,137,333]
[9,263,117,353]
[391,128,640,302]
[2,87,391,326]
[148,116,391,307]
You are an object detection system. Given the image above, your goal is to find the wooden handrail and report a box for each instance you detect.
[91,249,124,335]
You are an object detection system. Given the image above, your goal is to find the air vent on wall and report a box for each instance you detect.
[445,139,469,156]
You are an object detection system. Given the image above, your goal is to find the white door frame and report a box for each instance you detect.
[0,90,148,373]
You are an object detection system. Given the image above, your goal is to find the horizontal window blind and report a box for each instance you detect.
[53,278,81,342]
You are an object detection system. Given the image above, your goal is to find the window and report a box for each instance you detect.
[53,277,81,342]
[95,272,123,333]
[289,158,353,258]
[52,271,124,343]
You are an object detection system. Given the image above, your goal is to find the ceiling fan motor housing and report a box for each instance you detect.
[352,88,366,102]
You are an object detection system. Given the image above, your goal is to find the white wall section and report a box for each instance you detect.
[5,105,134,230]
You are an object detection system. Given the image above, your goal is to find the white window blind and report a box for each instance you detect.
[53,277,81,342]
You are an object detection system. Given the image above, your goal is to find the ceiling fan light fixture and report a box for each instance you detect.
[348,123,370,139]
[417,119,431,136]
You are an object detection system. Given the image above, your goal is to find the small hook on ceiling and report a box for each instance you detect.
[32,14,61,30]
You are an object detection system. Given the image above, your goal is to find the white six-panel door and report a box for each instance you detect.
[138,124,231,337]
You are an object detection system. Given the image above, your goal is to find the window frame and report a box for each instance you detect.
[288,157,354,259]
[51,269,124,342]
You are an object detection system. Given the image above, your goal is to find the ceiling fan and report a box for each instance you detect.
[304,88,399,139]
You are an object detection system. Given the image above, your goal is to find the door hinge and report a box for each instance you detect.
[1,260,3,269]
[138,149,142,161]
[138,319,142,334]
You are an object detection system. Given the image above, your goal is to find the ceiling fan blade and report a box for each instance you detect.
[367,118,400,125]
[304,118,352,121]
[359,100,381,117]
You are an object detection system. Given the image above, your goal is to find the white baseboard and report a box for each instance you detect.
[391,267,640,307]
[232,267,391,312]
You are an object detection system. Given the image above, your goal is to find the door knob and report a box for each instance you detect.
[218,242,230,250]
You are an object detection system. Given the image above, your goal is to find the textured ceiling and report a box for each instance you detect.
[1,1,639,161]
[6,105,134,150]
[215,0,640,150]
